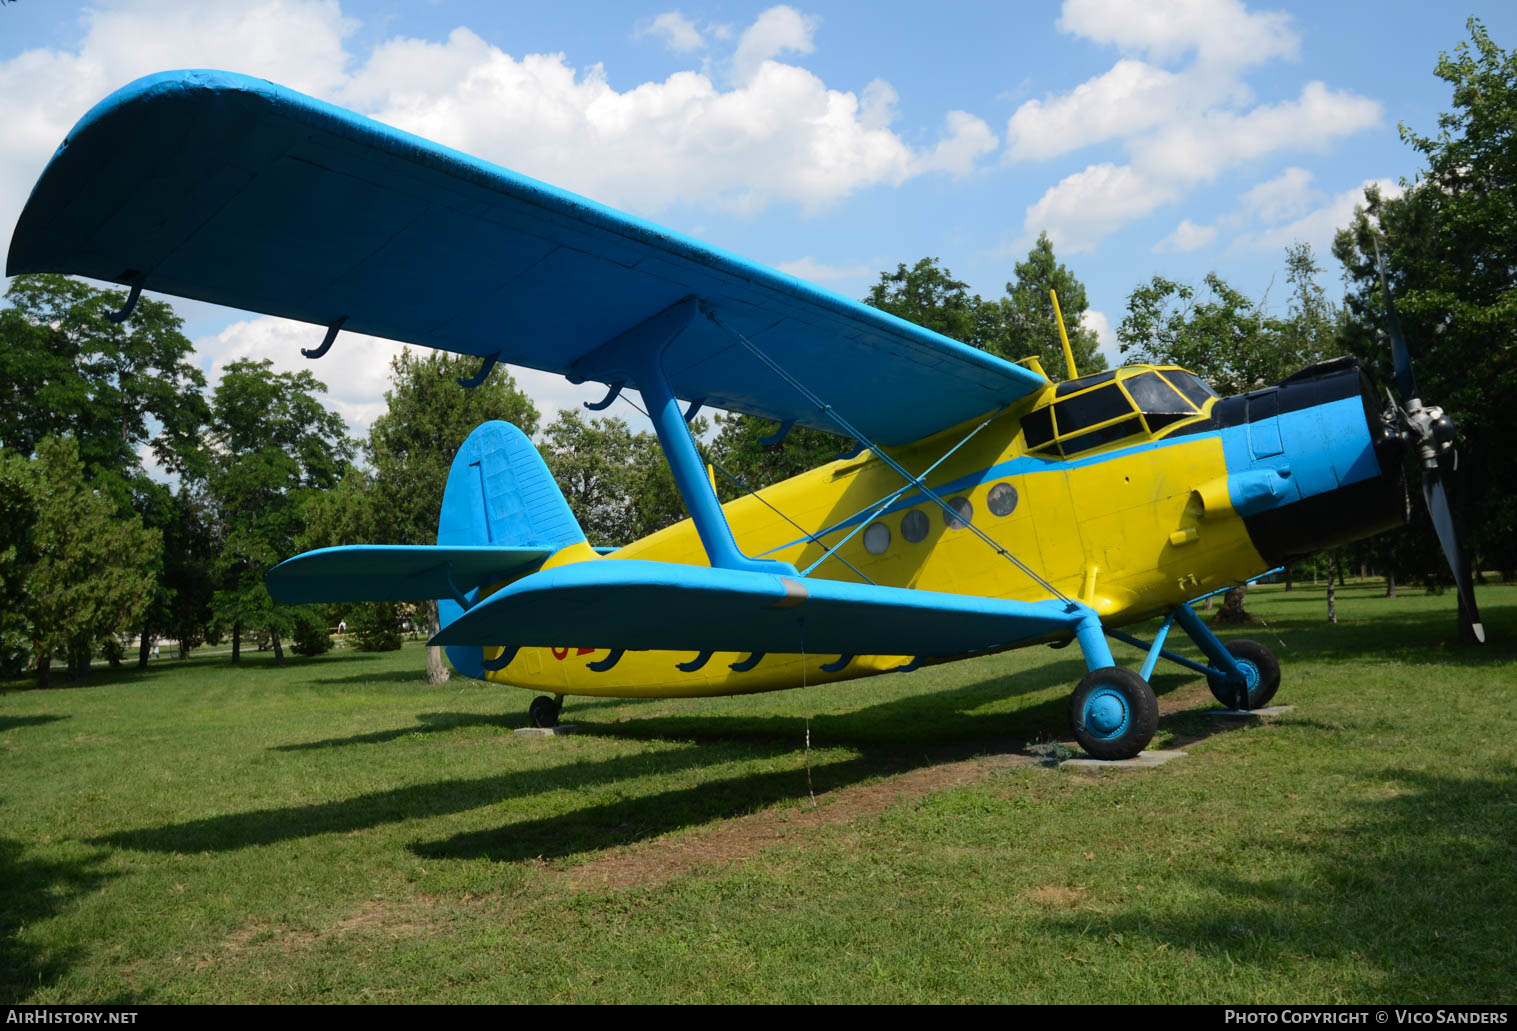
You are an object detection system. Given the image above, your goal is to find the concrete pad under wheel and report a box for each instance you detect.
[1060,749,1186,770]
[1209,705,1295,718]
[514,724,580,737]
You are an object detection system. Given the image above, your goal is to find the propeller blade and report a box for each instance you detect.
[1371,238,1419,401]
[1421,464,1486,644]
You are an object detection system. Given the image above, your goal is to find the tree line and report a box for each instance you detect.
[1,20,1510,686]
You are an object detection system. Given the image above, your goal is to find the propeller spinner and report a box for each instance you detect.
[1372,239,1486,644]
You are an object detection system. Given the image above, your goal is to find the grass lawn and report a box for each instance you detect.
[3,580,1514,1004]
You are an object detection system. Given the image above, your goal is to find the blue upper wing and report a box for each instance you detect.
[8,70,1047,446]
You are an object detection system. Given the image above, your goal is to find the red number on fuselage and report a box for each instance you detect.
[550,647,595,661]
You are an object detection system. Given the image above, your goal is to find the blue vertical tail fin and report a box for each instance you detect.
[437,420,587,677]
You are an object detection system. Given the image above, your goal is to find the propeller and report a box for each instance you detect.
[1372,239,1486,644]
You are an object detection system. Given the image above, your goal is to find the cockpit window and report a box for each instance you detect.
[1022,405,1055,450]
[1053,369,1118,397]
[1124,371,1196,432]
[1124,371,1191,414]
[1052,384,1133,437]
[1060,417,1145,455]
[1162,370,1218,408]
[1023,365,1214,459]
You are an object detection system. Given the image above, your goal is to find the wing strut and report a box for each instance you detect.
[567,297,796,577]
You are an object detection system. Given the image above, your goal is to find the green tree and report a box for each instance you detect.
[0,275,208,494]
[539,410,680,546]
[706,414,844,501]
[1334,19,1517,585]
[153,487,219,661]
[539,410,641,546]
[864,257,1004,353]
[1001,231,1107,378]
[207,359,352,666]
[0,450,39,678]
[0,276,214,667]
[8,438,159,687]
[1117,271,1286,396]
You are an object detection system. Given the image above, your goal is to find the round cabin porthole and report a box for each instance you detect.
[863,521,891,555]
[987,482,1018,517]
[943,496,973,530]
[901,509,929,543]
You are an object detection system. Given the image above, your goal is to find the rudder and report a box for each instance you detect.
[438,420,587,678]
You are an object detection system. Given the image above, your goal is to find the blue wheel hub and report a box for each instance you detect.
[1083,687,1130,739]
[1233,658,1260,698]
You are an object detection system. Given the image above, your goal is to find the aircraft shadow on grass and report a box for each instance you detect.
[0,837,118,1001]
[0,714,70,733]
[92,661,1247,861]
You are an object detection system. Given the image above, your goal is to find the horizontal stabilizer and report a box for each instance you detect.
[432,559,1082,657]
[267,545,552,605]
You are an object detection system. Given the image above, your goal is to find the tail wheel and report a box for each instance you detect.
[1205,639,1280,710]
[1069,667,1158,760]
[528,695,562,728]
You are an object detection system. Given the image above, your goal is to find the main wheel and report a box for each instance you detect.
[528,695,562,728]
[1068,667,1159,760]
[1205,639,1280,710]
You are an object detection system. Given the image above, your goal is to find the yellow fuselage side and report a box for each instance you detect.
[481,396,1267,699]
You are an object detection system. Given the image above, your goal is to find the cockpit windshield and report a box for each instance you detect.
[1023,365,1217,458]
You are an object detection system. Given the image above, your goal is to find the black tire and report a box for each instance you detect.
[1068,667,1159,760]
[528,695,561,728]
[1205,639,1281,710]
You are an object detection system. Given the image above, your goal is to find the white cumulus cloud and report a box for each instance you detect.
[732,5,818,84]
[640,11,706,53]
[1153,219,1219,253]
[1081,309,1121,368]
[1240,166,1320,224]
[1023,163,1181,253]
[1057,0,1298,69]
[1010,0,1377,253]
[1004,59,1186,163]
[1231,178,1402,256]
[775,256,874,283]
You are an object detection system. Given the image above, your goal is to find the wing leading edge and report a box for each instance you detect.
[8,70,1048,446]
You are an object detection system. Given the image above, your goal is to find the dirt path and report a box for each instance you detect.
[564,750,1037,891]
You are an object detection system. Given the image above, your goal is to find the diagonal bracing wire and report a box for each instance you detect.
[701,304,1074,606]
[793,403,1007,577]
[613,391,880,585]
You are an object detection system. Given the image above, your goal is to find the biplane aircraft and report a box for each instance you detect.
[7,70,1482,759]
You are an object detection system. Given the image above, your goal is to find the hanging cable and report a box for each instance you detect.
[801,621,816,808]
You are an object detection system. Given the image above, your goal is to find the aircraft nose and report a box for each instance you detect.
[1215,359,1406,564]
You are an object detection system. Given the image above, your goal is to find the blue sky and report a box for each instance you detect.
[3,0,1513,441]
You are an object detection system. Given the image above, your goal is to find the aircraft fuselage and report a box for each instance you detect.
[477,358,1403,699]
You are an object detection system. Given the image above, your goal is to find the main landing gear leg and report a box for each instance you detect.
[1068,609,1159,761]
[1170,604,1280,711]
[528,694,564,729]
